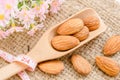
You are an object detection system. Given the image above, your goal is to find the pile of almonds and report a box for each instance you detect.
[51,16,100,51]
[38,15,120,77]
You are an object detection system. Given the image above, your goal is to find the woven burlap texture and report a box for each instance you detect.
[0,0,120,80]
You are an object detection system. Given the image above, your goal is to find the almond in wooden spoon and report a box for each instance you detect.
[71,54,92,75]
[83,16,100,31]
[57,18,84,35]
[73,26,89,41]
[96,56,120,76]
[38,60,64,74]
[51,36,80,51]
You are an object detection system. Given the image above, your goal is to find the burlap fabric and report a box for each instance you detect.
[0,0,120,80]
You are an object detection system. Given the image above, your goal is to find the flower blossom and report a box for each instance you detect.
[0,9,10,27]
[33,0,50,21]
[50,0,64,13]
[0,0,19,27]
[0,0,65,39]
[16,8,35,29]
[0,0,19,17]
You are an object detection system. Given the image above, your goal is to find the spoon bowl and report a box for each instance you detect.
[0,8,107,79]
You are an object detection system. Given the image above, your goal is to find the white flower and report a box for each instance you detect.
[0,0,19,27]
[50,0,64,13]
[16,8,35,29]
[33,0,50,21]
[0,8,10,27]
[0,0,19,17]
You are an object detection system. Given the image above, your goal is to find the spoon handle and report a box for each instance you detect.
[0,62,28,80]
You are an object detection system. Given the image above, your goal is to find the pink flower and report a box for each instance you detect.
[0,30,8,39]
[0,0,19,27]
[27,23,44,36]
[16,9,35,29]
[33,0,50,21]
[0,0,19,17]
[50,0,64,13]
[0,9,10,27]
[0,0,65,39]
[6,27,24,35]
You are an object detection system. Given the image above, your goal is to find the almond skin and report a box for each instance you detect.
[71,54,92,75]
[73,26,89,41]
[103,35,120,56]
[82,16,100,31]
[51,36,80,51]
[57,18,84,35]
[96,56,120,76]
[38,60,64,74]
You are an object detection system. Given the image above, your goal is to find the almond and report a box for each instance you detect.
[51,36,80,51]
[103,35,120,56]
[96,56,120,76]
[73,26,89,41]
[71,54,92,75]
[82,16,100,31]
[38,60,64,74]
[57,18,84,35]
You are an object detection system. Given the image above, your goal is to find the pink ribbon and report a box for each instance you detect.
[14,54,37,72]
[0,50,30,80]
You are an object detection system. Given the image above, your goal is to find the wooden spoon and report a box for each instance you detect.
[0,8,107,79]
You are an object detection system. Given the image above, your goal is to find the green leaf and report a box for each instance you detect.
[18,2,23,9]
[29,26,32,30]
[36,0,43,5]
[36,0,41,2]
[0,26,2,29]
